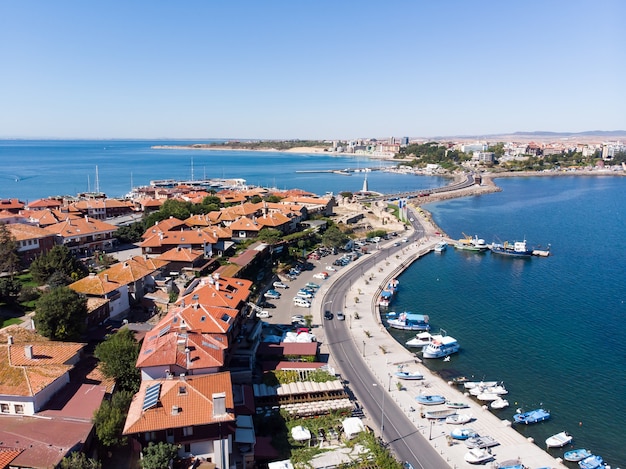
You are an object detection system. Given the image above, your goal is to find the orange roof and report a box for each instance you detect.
[142,217,187,239]
[185,214,217,228]
[123,372,235,435]
[0,199,25,210]
[140,229,217,248]
[178,276,252,310]
[157,247,204,262]
[257,211,291,228]
[203,225,232,239]
[228,217,262,232]
[45,217,117,238]
[0,326,85,397]
[69,272,122,296]
[136,329,225,370]
[0,448,22,468]
[26,198,63,210]
[5,223,55,242]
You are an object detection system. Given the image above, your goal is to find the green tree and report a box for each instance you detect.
[257,227,282,244]
[321,225,348,249]
[93,390,133,448]
[263,194,282,203]
[0,223,20,276]
[141,442,179,469]
[94,328,141,393]
[114,221,146,244]
[34,287,87,341]
[0,277,22,302]
[59,451,102,469]
[29,245,88,285]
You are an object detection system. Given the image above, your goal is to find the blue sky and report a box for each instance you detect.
[1,1,624,139]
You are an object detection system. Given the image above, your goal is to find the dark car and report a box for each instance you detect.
[259,301,276,309]
[324,311,333,320]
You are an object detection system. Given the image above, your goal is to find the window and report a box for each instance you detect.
[184,444,191,453]
[183,426,193,437]
[14,404,24,414]
[0,403,9,413]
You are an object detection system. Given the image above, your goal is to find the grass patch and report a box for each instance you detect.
[1,317,23,328]
[16,273,37,288]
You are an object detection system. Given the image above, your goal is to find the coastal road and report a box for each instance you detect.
[321,210,446,468]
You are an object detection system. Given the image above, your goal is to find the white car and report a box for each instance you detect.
[313,272,329,279]
[291,315,304,322]
[273,281,288,289]
[256,310,270,318]
[296,290,313,299]
[325,265,336,271]
[292,298,311,308]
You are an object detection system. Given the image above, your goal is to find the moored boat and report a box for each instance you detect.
[434,240,447,252]
[490,239,533,257]
[513,408,550,424]
[545,431,573,448]
[387,312,430,331]
[490,398,509,409]
[446,401,469,409]
[463,380,498,389]
[405,331,433,348]
[564,449,592,462]
[578,454,604,469]
[395,371,424,380]
[465,435,499,449]
[416,394,446,406]
[421,330,459,359]
[496,460,525,469]
[425,408,457,419]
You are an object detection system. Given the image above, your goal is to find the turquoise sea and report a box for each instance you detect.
[2,141,625,466]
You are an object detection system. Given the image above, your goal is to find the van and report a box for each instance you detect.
[293,298,311,308]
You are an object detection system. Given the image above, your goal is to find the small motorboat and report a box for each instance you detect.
[450,427,478,440]
[395,371,424,380]
[425,409,457,420]
[513,408,550,424]
[463,380,498,389]
[405,331,432,348]
[446,413,472,425]
[496,460,525,469]
[465,435,499,449]
[416,394,446,406]
[578,454,604,469]
[564,448,592,462]
[490,398,509,410]
[545,431,573,448]
[469,384,507,396]
[446,401,469,409]
[477,392,501,401]
[464,448,494,464]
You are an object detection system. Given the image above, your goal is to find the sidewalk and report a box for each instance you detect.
[316,218,566,469]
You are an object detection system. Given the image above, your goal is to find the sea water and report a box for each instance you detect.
[389,176,626,466]
[0,139,446,202]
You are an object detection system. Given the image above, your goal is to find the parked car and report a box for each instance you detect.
[256,311,270,318]
[326,265,337,271]
[305,282,320,290]
[313,272,329,279]
[324,311,333,320]
[296,290,313,299]
[273,281,288,289]
[264,289,281,299]
[259,301,276,309]
[336,312,345,321]
[292,298,311,308]
[291,315,304,322]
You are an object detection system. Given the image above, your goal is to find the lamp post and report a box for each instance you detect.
[373,383,385,435]
[362,340,366,357]
[387,373,392,392]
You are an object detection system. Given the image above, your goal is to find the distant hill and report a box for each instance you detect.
[427,130,626,142]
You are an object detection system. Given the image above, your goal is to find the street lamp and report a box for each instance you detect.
[373,383,385,435]
[362,340,366,357]
[387,373,392,392]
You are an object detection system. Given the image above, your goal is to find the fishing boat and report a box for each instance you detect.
[545,431,573,448]
[490,239,533,258]
[425,408,457,419]
[445,413,472,425]
[450,428,478,440]
[416,394,446,406]
[490,398,509,410]
[434,240,447,252]
[394,371,424,380]
[387,312,431,331]
[578,454,604,469]
[378,291,391,308]
[513,408,550,424]
[405,331,432,348]
[464,448,494,464]
[421,330,459,359]
[445,401,469,409]
[563,449,592,462]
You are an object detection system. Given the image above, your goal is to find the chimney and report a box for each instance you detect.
[185,347,191,367]
[7,336,13,345]
[171,405,179,416]
[123,262,128,268]
[104,274,109,282]
[24,345,33,359]
[212,392,226,417]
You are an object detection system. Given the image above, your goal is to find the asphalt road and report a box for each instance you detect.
[320,213,448,468]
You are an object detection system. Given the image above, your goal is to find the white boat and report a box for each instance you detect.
[545,431,573,448]
[405,331,432,348]
[450,427,478,440]
[490,398,509,409]
[464,448,494,464]
[463,380,498,390]
[476,392,501,401]
[425,409,457,419]
[470,384,508,396]
[421,330,459,359]
[434,240,447,252]
[446,413,472,425]
[395,371,424,380]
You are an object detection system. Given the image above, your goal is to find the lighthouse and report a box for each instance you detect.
[361,175,369,193]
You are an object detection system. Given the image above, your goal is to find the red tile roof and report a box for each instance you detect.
[44,216,117,238]
[123,372,235,435]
